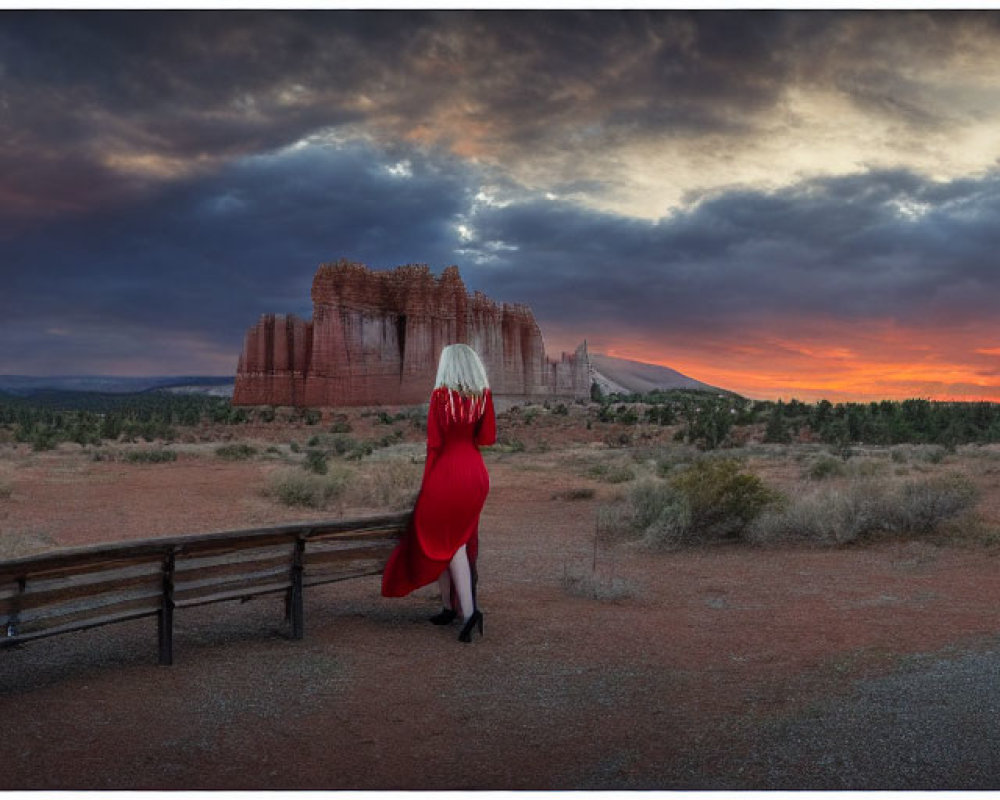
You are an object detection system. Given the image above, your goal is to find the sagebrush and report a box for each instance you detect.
[598,457,781,548]
[749,472,979,545]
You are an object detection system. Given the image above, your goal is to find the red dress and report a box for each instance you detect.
[381,387,497,598]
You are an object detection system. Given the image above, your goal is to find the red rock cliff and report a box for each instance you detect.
[233,260,590,407]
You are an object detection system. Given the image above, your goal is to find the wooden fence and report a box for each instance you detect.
[0,512,409,665]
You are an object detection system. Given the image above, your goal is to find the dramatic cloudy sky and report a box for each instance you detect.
[4,9,1000,401]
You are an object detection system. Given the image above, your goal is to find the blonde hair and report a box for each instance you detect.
[435,343,490,394]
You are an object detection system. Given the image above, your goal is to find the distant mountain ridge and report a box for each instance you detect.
[0,356,723,402]
[589,353,725,396]
[0,375,234,397]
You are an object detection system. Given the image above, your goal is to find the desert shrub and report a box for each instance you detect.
[913,444,948,464]
[645,405,676,425]
[289,440,301,453]
[653,446,697,476]
[300,408,322,425]
[749,473,979,546]
[492,437,525,453]
[329,419,353,434]
[0,479,12,500]
[344,439,375,460]
[305,434,372,460]
[604,432,633,448]
[215,443,257,461]
[551,487,596,501]
[303,449,328,475]
[125,449,177,463]
[347,458,422,510]
[375,429,405,448]
[553,403,569,416]
[267,465,354,509]
[667,458,781,540]
[806,455,847,481]
[31,426,59,452]
[750,488,850,546]
[615,405,639,425]
[891,473,979,534]
[625,479,694,549]
[587,462,635,484]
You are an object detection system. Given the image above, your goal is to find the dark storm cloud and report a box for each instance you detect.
[0,11,464,226]
[464,169,1000,341]
[0,139,473,372]
[6,9,988,226]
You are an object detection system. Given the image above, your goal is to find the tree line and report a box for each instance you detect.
[593,385,1000,449]
[5,386,1000,452]
[0,391,252,449]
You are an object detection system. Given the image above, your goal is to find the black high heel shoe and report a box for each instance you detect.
[458,610,484,643]
[429,608,458,625]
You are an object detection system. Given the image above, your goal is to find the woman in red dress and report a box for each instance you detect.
[381,343,496,643]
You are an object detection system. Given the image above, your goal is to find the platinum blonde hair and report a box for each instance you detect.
[435,343,490,394]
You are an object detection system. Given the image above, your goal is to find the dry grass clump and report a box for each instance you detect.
[346,457,422,510]
[805,455,848,480]
[265,453,422,512]
[648,444,700,476]
[587,463,636,484]
[215,443,258,461]
[889,444,949,465]
[560,565,636,603]
[804,454,888,481]
[749,472,979,546]
[266,464,355,509]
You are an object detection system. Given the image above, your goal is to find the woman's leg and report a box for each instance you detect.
[437,567,453,610]
[448,544,475,620]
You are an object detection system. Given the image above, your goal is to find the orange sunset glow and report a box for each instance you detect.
[590,319,1000,403]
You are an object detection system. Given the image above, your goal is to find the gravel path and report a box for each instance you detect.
[729,640,1000,789]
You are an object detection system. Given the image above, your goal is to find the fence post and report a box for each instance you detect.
[291,537,305,640]
[158,550,176,665]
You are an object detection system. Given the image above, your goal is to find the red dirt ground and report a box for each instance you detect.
[3,417,1000,789]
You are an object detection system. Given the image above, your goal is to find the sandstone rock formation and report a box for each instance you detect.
[233,260,590,407]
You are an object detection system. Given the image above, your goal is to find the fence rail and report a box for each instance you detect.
[0,511,409,665]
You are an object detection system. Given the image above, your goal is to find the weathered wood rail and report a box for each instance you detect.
[0,512,409,665]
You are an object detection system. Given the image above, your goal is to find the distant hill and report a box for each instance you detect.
[0,375,234,397]
[589,353,725,396]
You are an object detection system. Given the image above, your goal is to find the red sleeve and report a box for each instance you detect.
[423,390,444,482]
[475,390,497,447]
